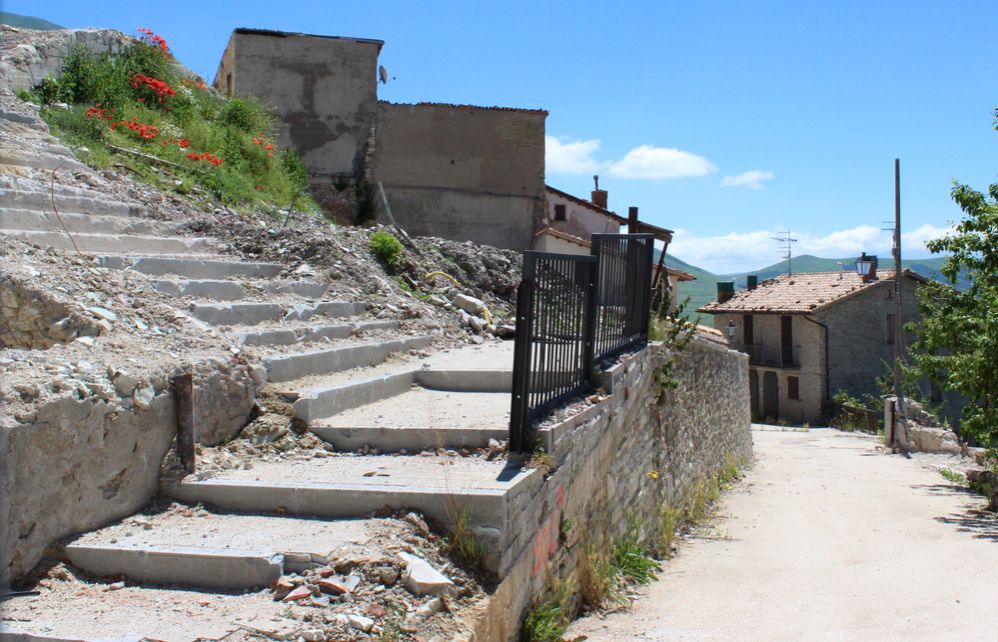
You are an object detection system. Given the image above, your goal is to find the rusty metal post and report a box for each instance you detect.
[628,206,639,234]
[173,371,196,475]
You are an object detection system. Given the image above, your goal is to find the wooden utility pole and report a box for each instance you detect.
[892,159,905,448]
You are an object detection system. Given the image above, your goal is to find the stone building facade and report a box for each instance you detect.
[213,29,550,250]
[699,267,924,423]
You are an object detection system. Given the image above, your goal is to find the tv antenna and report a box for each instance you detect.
[771,229,798,275]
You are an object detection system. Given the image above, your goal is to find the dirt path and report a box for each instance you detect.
[568,427,998,641]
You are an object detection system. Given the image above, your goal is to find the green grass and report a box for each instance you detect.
[368,230,404,270]
[939,468,968,486]
[20,29,316,214]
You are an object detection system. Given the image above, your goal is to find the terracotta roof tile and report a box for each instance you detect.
[535,227,590,247]
[544,185,674,241]
[698,269,926,315]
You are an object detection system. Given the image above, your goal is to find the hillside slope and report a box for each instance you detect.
[0,12,64,30]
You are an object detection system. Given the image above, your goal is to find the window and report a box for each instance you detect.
[743,314,754,345]
[226,73,233,96]
[886,314,896,344]
[554,204,566,221]
[787,376,800,400]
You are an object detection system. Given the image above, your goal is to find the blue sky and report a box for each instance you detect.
[10,0,998,272]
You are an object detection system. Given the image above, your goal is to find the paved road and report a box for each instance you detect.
[568,427,998,641]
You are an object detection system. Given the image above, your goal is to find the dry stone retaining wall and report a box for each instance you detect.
[477,335,752,641]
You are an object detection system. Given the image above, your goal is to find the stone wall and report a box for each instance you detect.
[476,335,752,640]
[0,359,260,587]
[0,272,101,348]
[372,102,547,251]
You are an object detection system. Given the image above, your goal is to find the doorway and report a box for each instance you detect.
[763,370,779,420]
[749,369,760,418]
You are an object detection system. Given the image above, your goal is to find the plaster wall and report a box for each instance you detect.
[213,30,382,181]
[544,190,621,242]
[533,233,588,255]
[373,103,546,250]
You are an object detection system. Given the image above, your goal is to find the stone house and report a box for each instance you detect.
[213,28,546,250]
[698,265,925,423]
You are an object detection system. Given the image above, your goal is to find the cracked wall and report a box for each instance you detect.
[0,360,261,587]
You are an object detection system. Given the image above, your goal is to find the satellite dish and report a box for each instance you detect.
[379,65,389,84]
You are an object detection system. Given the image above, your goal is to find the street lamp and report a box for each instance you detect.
[726,319,736,342]
[855,253,876,281]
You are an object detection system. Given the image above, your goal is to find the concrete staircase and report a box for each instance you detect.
[0,115,537,640]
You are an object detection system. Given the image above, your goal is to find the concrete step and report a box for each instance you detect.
[237,319,399,347]
[163,455,534,547]
[0,187,144,218]
[64,510,380,590]
[290,340,514,422]
[0,229,215,254]
[264,280,329,298]
[0,144,89,173]
[154,278,248,301]
[265,334,433,383]
[190,300,367,327]
[151,279,332,303]
[101,255,285,279]
[0,176,112,202]
[310,388,510,452]
[0,207,173,235]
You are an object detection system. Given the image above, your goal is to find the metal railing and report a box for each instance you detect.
[509,234,655,453]
[509,252,596,453]
[591,234,655,364]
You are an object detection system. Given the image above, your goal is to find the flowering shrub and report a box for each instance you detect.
[34,26,314,208]
[185,150,224,166]
[131,74,175,105]
[136,28,170,57]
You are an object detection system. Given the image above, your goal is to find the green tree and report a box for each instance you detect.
[908,110,998,453]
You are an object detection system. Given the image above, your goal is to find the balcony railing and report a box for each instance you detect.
[733,342,801,368]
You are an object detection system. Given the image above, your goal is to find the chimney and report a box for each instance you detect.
[717,281,735,303]
[868,255,878,281]
[628,207,639,233]
[747,275,758,290]
[591,174,608,209]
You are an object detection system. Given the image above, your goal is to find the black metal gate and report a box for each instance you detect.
[508,252,596,453]
[508,234,655,453]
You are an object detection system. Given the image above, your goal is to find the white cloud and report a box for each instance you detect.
[669,224,950,275]
[545,136,605,175]
[903,223,952,249]
[720,169,775,190]
[608,145,716,180]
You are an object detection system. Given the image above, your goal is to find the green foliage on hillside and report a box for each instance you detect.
[907,120,998,456]
[18,28,315,213]
[0,12,64,30]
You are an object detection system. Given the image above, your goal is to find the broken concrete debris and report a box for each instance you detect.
[398,551,455,596]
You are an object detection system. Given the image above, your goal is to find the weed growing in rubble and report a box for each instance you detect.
[443,507,487,573]
[368,230,404,270]
[24,28,315,212]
